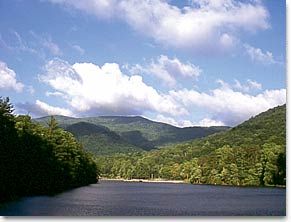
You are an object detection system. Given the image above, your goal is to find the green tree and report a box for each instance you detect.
[261,143,284,185]
[0,98,99,202]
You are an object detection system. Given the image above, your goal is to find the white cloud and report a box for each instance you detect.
[37,58,285,126]
[217,79,262,92]
[71,44,85,55]
[30,31,62,56]
[42,38,62,56]
[12,31,38,54]
[0,31,37,55]
[1,30,62,58]
[46,91,66,97]
[180,120,195,127]
[48,0,117,19]
[154,114,195,128]
[233,79,262,92]
[197,118,225,127]
[127,55,202,86]
[27,85,35,95]
[0,61,24,92]
[39,58,187,116]
[17,100,74,117]
[46,0,269,51]
[169,85,286,126]
[244,44,280,64]
[246,79,262,90]
[219,33,239,52]
[154,114,226,127]
[0,34,12,51]
[35,100,73,116]
[155,114,179,126]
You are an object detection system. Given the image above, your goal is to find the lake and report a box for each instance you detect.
[0,180,286,216]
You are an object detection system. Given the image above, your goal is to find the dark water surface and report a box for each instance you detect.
[0,180,286,216]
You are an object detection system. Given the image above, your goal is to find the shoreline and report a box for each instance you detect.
[100,178,186,184]
[99,178,286,188]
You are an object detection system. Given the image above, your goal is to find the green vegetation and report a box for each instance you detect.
[35,115,229,155]
[0,97,99,202]
[66,122,143,155]
[96,105,286,187]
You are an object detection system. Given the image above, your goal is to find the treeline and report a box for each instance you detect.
[96,143,285,186]
[0,97,99,202]
[96,105,286,187]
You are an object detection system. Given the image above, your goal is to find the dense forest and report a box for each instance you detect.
[35,115,229,155]
[96,105,286,187]
[65,122,143,155]
[0,97,99,202]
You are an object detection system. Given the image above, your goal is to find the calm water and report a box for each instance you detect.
[0,180,286,216]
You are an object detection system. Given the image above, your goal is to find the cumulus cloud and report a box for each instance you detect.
[127,55,202,86]
[169,85,286,126]
[17,100,74,117]
[217,79,262,93]
[46,0,269,51]
[154,114,195,128]
[244,44,280,65]
[197,118,225,127]
[154,114,225,127]
[216,78,262,93]
[39,58,187,116]
[154,114,179,126]
[233,79,262,92]
[0,61,24,92]
[36,58,285,126]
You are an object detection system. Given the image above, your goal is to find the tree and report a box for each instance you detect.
[0,97,19,201]
[0,98,99,202]
[47,116,58,135]
[261,143,284,185]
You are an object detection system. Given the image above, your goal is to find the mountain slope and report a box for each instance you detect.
[34,115,229,154]
[65,122,143,155]
[184,104,286,157]
[97,104,286,186]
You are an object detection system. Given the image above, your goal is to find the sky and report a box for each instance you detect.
[0,0,286,127]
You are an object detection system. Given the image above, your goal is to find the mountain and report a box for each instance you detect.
[65,122,142,155]
[184,104,286,157]
[98,104,286,186]
[34,115,229,155]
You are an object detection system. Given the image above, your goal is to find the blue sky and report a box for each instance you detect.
[0,0,286,127]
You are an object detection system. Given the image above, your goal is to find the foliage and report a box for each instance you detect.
[35,115,229,155]
[96,105,286,187]
[66,122,142,155]
[0,98,99,202]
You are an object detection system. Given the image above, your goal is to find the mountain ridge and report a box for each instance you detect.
[34,115,230,155]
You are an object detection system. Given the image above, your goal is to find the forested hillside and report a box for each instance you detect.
[66,122,143,155]
[0,98,99,202]
[97,105,286,187]
[35,115,229,155]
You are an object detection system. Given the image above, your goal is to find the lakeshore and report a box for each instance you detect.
[100,178,186,184]
[100,178,286,188]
